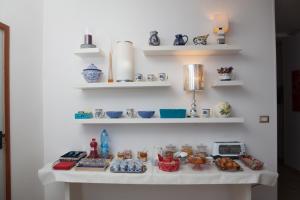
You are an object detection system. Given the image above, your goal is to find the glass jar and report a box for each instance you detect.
[117,152,125,160]
[164,144,177,157]
[138,151,148,162]
[123,150,132,159]
[195,144,208,157]
[181,144,193,156]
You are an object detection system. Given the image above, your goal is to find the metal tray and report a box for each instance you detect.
[214,161,243,172]
[110,165,147,174]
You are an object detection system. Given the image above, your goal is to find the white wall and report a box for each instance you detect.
[282,33,300,170]
[0,0,44,200]
[0,0,278,199]
[43,0,277,200]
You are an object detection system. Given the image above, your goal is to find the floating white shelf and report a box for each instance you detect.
[74,48,104,57]
[212,80,244,87]
[143,45,242,56]
[76,81,171,89]
[76,117,244,124]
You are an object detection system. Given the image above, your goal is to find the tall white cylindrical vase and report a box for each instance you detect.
[115,41,134,82]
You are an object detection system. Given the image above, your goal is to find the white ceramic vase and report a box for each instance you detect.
[214,101,232,118]
[115,41,134,82]
[219,73,232,81]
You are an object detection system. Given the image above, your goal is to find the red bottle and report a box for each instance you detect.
[88,138,100,159]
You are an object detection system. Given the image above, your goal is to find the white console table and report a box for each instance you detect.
[38,162,277,200]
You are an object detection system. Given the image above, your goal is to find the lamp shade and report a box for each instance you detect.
[115,41,134,82]
[184,64,204,91]
[213,14,229,33]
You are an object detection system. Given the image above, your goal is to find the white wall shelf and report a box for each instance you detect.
[76,81,171,89]
[143,45,242,56]
[76,117,244,124]
[74,48,104,57]
[212,80,244,87]
[39,162,277,186]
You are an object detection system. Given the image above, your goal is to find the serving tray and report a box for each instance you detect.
[214,160,243,172]
[110,165,147,174]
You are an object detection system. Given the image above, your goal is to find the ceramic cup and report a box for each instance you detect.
[147,74,156,81]
[159,73,168,81]
[126,108,136,118]
[135,73,144,81]
[94,109,105,118]
[201,108,211,118]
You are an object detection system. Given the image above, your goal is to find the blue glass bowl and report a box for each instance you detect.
[138,111,155,118]
[106,111,123,118]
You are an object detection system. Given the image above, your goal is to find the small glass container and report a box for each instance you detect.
[120,161,127,172]
[127,160,135,172]
[138,151,148,162]
[158,73,168,81]
[164,144,177,157]
[126,108,136,118]
[124,150,132,159]
[152,146,163,166]
[181,144,193,156]
[147,74,156,81]
[135,73,144,81]
[94,109,105,119]
[201,108,211,118]
[134,160,143,172]
[111,160,121,172]
[195,144,208,157]
[117,152,125,160]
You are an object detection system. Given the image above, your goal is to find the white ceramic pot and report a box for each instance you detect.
[219,73,232,81]
[115,41,134,82]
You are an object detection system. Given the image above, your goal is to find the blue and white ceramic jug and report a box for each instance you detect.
[173,34,188,46]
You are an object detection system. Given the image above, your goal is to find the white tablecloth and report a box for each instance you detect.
[38,161,278,186]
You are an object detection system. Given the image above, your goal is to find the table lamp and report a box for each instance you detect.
[184,64,204,118]
[213,14,229,44]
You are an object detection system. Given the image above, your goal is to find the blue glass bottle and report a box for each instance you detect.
[100,129,110,159]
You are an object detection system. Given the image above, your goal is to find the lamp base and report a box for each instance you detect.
[80,44,97,48]
[188,109,199,118]
[188,90,199,118]
[188,115,199,118]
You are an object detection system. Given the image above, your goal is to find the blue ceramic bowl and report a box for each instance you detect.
[138,111,155,118]
[160,109,186,118]
[106,111,123,118]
